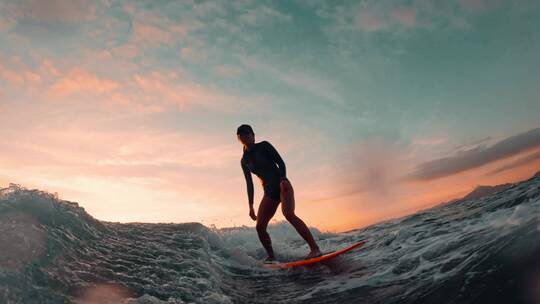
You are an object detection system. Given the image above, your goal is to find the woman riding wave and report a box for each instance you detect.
[237,124,322,262]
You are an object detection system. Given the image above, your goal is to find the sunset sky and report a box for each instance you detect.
[1,0,539,232]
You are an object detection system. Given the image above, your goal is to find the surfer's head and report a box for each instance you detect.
[237,124,255,146]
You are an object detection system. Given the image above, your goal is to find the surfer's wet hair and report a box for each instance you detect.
[237,124,254,136]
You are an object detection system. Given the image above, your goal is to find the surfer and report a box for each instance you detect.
[237,124,322,263]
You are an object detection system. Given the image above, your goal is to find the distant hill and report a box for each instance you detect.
[432,170,540,208]
[462,183,514,200]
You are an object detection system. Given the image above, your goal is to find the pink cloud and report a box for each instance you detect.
[391,7,416,27]
[132,23,173,45]
[106,93,131,106]
[180,47,207,63]
[47,68,119,99]
[321,0,508,37]
[0,51,250,113]
[111,44,139,59]
[354,6,417,32]
[459,0,499,12]
[130,71,248,112]
[460,0,486,11]
[411,136,447,146]
[0,122,242,210]
[39,59,61,78]
[0,7,16,32]
[14,0,96,23]
[213,64,244,78]
[0,60,41,85]
[124,4,190,48]
[238,54,343,104]
[356,11,384,32]
[405,128,540,181]
[0,65,27,85]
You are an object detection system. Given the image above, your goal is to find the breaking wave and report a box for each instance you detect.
[1,172,540,303]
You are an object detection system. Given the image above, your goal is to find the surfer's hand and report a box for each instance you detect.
[249,208,257,221]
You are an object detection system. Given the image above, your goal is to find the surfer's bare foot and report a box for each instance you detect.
[305,248,322,259]
[263,256,276,264]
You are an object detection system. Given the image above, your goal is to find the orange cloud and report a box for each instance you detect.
[287,131,540,232]
[0,52,253,114]
[130,71,247,112]
[320,157,540,232]
[47,68,120,99]
[406,127,540,181]
[3,110,539,233]
[39,59,61,78]
[125,4,189,48]
[0,60,41,85]
[0,121,248,226]
[133,23,173,45]
[489,148,540,175]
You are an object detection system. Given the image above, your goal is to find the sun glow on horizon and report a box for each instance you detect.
[1,0,539,233]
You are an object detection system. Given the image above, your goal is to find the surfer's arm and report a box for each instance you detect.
[241,159,254,207]
[263,141,286,179]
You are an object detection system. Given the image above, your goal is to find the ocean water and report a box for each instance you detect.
[1,173,540,304]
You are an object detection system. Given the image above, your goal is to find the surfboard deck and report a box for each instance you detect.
[262,241,365,269]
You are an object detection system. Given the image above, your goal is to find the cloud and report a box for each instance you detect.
[0,61,41,86]
[121,2,193,50]
[238,5,292,26]
[213,64,244,78]
[411,136,447,146]
[0,3,16,32]
[489,149,540,175]
[315,0,511,41]
[180,47,207,63]
[0,126,239,177]
[47,68,120,99]
[315,136,410,204]
[391,7,416,27]
[192,1,228,17]
[0,121,244,209]
[131,21,188,46]
[406,127,540,181]
[130,71,243,112]
[11,0,96,23]
[446,136,493,154]
[239,54,344,104]
[132,23,173,45]
[351,3,417,32]
[459,0,504,12]
[356,10,384,32]
[0,50,256,114]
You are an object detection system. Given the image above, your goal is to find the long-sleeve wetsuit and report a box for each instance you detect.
[241,141,286,203]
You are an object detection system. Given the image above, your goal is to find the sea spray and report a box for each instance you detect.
[1,173,540,303]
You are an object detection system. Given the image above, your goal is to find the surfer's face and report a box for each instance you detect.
[237,132,255,146]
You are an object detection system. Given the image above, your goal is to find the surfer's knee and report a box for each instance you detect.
[283,210,297,222]
[256,221,268,233]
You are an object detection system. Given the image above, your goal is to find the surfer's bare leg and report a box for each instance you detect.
[256,195,280,260]
[280,179,322,258]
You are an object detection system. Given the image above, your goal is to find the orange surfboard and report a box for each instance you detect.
[263,241,365,269]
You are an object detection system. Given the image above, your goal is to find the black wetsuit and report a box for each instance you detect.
[241,141,286,201]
